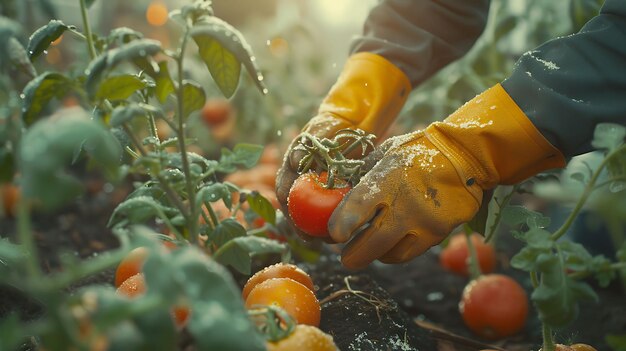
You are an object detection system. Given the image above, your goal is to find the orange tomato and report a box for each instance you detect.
[266,324,338,351]
[115,247,149,288]
[242,263,315,300]
[1,184,20,217]
[440,232,496,276]
[459,274,528,340]
[245,278,320,327]
[116,273,147,298]
[116,273,190,328]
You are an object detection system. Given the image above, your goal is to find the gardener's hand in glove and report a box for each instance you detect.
[328,84,566,269]
[276,53,411,240]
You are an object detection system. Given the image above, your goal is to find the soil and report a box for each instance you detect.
[1,176,625,351]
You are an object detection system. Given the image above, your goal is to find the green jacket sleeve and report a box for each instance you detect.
[350,0,491,87]
[502,0,626,157]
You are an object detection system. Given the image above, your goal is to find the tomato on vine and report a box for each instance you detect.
[266,324,338,351]
[245,277,321,327]
[288,172,350,237]
[243,262,315,300]
[286,129,376,237]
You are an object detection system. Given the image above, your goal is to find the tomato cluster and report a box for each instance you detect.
[242,263,338,350]
[114,243,190,328]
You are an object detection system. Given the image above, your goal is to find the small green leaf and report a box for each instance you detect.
[108,196,179,227]
[214,236,287,275]
[217,143,263,173]
[27,20,69,60]
[107,27,144,46]
[511,246,547,271]
[21,72,73,125]
[85,39,162,96]
[592,123,625,152]
[191,18,267,98]
[500,205,545,228]
[532,254,582,327]
[195,183,232,210]
[19,109,121,209]
[181,80,206,119]
[525,228,553,249]
[212,218,247,247]
[0,315,24,351]
[110,103,162,127]
[95,74,148,101]
[7,37,36,78]
[246,191,276,225]
[154,61,175,103]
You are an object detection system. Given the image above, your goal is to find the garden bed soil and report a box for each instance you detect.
[1,180,625,351]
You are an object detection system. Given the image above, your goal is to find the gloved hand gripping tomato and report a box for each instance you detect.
[275,52,411,240]
[328,84,565,269]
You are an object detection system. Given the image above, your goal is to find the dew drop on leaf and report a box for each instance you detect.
[609,181,625,193]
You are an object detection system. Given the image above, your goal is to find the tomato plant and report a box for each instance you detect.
[245,277,321,327]
[116,272,190,328]
[459,274,529,340]
[243,262,315,300]
[266,324,338,351]
[288,172,350,237]
[439,232,496,277]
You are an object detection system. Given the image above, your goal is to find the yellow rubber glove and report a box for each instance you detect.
[328,84,566,269]
[276,53,411,239]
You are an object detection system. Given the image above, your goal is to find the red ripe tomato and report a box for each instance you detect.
[439,232,496,276]
[245,277,321,327]
[200,98,233,127]
[287,172,350,237]
[242,262,315,300]
[459,274,528,339]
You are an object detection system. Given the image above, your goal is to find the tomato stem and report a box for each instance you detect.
[78,0,97,60]
[463,224,482,280]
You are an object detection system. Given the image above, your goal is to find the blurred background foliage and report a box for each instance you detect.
[1,0,603,148]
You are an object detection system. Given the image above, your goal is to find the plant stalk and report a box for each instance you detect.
[78,0,97,60]
[463,223,482,280]
[175,25,199,243]
[551,145,626,241]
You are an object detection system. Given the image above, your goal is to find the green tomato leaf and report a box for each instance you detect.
[154,61,175,103]
[141,246,266,351]
[108,196,179,227]
[191,17,267,98]
[19,109,121,209]
[95,74,148,101]
[511,246,548,272]
[109,103,162,128]
[107,27,144,46]
[21,72,73,125]
[246,191,276,225]
[195,183,232,210]
[27,20,69,60]
[531,253,597,327]
[212,218,247,247]
[591,123,625,152]
[525,228,553,250]
[181,80,206,119]
[214,236,287,275]
[7,37,36,78]
[0,315,24,351]
[217,143,263,173]
[85,39,162,97]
